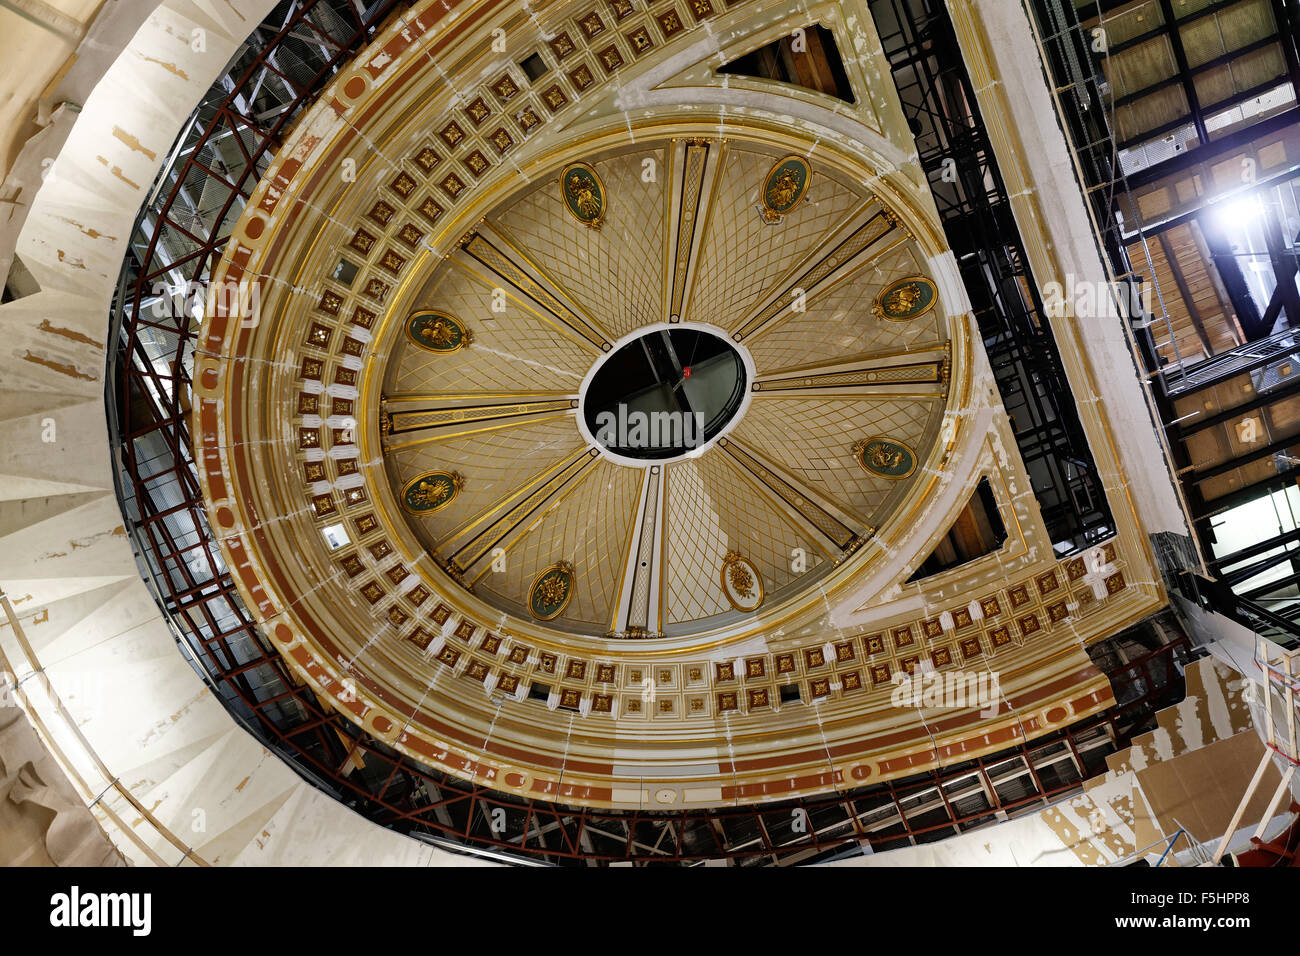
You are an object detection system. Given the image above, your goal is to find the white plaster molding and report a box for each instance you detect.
[0,0,490,866]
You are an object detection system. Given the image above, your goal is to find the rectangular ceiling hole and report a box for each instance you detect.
[718,24,854,103]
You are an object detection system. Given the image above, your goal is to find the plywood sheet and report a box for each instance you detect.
[1135,730,1284,842]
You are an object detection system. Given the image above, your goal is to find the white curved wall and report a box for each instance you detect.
[0,0,488,866]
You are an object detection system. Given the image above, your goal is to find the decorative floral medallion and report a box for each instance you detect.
[853,437,917,479]
[400,471,464,514]
[560,162,605,228]
[759,155,811,223]
[720,550,764,611]
[407,310,470,352]
[873,276,938,321]
[529,561,576,620]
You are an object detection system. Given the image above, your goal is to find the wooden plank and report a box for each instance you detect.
[1158,229,1214,353]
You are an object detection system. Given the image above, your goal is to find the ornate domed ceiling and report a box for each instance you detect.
[189,0,1163,809]
[380,136,952,637]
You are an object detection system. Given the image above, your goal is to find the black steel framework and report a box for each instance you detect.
[1030,0,1300,644]
[867,0,1114,555]
[104,0,1188,865]
[1035,0,1300,349]
[1034,0,1300,368]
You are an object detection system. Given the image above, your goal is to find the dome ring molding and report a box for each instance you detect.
[574,321,759,468]
[198,118,975,656]
[191,6,984,807]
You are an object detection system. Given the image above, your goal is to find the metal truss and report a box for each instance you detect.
[1035,0,1300,350]
[1030,0,1300,642]
[866,0,1114,556]
[105,0,1189,865]
[1032,0,1300,371]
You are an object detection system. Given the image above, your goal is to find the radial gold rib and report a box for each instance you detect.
[751,345,951,400]
[666,137,724,324]
[718,437,862,553]
[430,442,590,551]
[447,448,601,577]
[731,203,909,343]
[610,464,668,637]
[456,227,614,351]
[381,393,579,451]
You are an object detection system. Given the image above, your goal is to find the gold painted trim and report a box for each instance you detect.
[559,161,607,229]
[760,154,813,223]
[381,411,576,451]
[529,561,577,621]
[733,206,907,342]
[608,464,655,634]
[385,390,577,403]
[854,436,919,480]
[873,275,939,322]
[406,310,471,353]
[756,343,949,378]
[462,451,603,584]
[444,254,604,356]
[717,438,853,552]
[399,470,464,515]
[435,446,593,557]
[458,230,612,349]
[677,138,728,323]
[720,550,765,611]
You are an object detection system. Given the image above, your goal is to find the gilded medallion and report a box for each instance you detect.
[760,155,811,223]
[529,561,576,621]
[853,437,917,480]
[407,311,470,352]
[720,550,764,612]
[401,471,464,514]
[873,276,938,321]
[560,162,605,228]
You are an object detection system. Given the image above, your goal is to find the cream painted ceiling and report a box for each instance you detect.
[383,139,948,635]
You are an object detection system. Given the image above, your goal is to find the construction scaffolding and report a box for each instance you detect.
[101,0,1194,865]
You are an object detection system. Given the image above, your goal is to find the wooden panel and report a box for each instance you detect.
[1128,222,1240,369]
[1105,35,1177,98]
[1180,380,1300,503]
[1116,84,1189,141]
[1170,0,1219,19]
[1194,63,1239,107]
[1226,43,1287,93]
[1095,0,1281,148]
[1084,0,1164,48]
[1193,45,1286,108]
[1179,0,1276,68]
[1216,0,1278,49]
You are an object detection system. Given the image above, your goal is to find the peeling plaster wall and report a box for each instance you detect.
[0,0,158,289]
[0,0,493,866]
